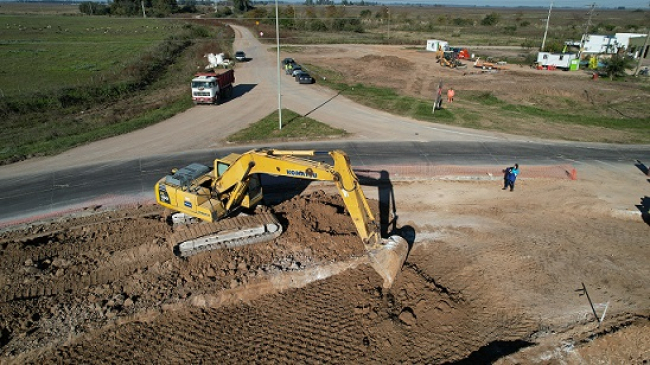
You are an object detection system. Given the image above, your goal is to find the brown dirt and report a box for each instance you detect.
[296,44,650,142]
[1,34,649,363]
[1,168,649,364]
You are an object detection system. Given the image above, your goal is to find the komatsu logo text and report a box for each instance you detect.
[287,169,317,179]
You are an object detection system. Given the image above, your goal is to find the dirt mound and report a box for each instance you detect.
[0,191,371,361]
[1,179,649,363]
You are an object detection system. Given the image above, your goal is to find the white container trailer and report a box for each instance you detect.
[537,52,579,70]
[426,39,448,52]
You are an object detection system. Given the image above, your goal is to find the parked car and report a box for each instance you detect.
[297,72,315,84]
[291,66,304,77]
[234,51,246,62]
[286,64,302,75]
[282,57,295,66]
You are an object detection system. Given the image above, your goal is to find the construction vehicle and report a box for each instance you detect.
[473,57,508,71]
[155,148,408,287]
[451,47,471,59]
[191,69,235,104]
[437,51,466,69]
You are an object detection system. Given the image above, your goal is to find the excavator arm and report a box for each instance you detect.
[213,149,381,247]
[155,148,408,288]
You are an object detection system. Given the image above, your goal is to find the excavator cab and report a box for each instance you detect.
[213,154,263,210]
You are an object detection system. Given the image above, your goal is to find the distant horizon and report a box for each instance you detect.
[0,0,649,9]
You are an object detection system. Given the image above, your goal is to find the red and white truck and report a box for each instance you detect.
[191,69,235,104]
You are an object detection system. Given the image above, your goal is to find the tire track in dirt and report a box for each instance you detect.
[0,213,172,303]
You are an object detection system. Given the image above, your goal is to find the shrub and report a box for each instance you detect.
[504,25,517,35]
[481,12,500,26]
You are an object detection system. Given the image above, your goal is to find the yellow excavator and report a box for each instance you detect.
[155,148,408,287]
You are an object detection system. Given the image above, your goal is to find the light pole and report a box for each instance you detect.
[541,1,553,51]
[634,2,650,76]
[275,0,283,129]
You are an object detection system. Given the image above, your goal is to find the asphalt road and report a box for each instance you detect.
[1,25,650,226]
[2,140,650,226]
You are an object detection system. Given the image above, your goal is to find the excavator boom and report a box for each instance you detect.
[155,148,408,287]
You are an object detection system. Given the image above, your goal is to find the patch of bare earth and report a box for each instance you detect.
[297,45,650,142]
[1,171,648,363]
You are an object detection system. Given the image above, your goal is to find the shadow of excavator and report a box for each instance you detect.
[354,168,416,253]
[259,167,416,253]
[636,196,650,226]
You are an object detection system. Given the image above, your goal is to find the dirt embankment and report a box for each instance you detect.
[1,173,649,364]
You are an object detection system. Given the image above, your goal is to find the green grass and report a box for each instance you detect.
[0,15,234,164]
[0,16,181,96]
[305,64,455,123]
[302,63,650,141]
[227,109,347,142]
[7,98,194,159]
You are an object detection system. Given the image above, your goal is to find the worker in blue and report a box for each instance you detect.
[503,163,519,191]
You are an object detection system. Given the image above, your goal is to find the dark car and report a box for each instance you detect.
[297,72,315,84]
[234,51,246,62]
[290,65,303,76]
[286,64,301,75]
[282,57,295,66]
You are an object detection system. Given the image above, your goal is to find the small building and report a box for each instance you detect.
[565,33,647,55]
[580,35,616,54]
[426,39,448,52]
[536,52,579,70]
[628,36,649,60]
[614,33,647,50]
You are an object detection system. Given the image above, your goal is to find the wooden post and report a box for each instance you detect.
[579,282,601,326]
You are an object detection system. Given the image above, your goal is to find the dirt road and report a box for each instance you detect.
[0,26,512,178]
[0,25,649,364]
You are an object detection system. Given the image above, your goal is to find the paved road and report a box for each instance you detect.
[2,140,649,226]
[0,25,517,178]
[1,25,649,226]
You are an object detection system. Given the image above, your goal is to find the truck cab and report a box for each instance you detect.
[191,75,220,104]
[191,69,234,104]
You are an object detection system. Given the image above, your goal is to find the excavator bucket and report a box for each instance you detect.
[368,235,409,288]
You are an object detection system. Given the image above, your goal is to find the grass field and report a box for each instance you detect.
[0,16,182,96]
[0,4,648,165]
[227,109,347,143]
[0,14,234,164]
[252,5,650,49]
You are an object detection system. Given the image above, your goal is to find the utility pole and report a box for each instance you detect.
[141,0,146,18]
[578,3,596,60]
[634,2,650,76]
[541,1,553,51]
[275,0,282,130]
[387,10,390,40]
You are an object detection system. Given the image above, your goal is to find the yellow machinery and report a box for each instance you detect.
[156,148,393,255]
[155,148,409,287]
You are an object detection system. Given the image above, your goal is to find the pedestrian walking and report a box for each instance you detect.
[447,88,455,103]
[503,163,519,191]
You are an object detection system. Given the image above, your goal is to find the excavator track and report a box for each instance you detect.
[169,212,283,257]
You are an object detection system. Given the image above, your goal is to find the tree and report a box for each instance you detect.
[110,0,141,16]
[601,54,636,80]
[280,5,295,30]
[481,12,500,26]
[79,1,110,14]
[359,9,371,18]
[232,0,252,12]
[152,0,178,17]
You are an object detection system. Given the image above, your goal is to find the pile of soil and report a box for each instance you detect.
[1,176,648,363]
